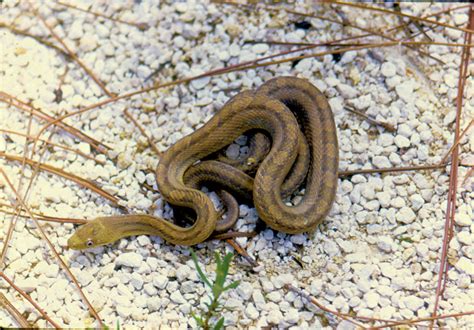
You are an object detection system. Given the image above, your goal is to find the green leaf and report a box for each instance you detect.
[215,251,222,269]
[191,311,204,326]
[213,317,225,330]
[212,253,234,297]
[115,319,120,330]
[397,236,414,243]
[223,280,240,291]
[191,249,212,288]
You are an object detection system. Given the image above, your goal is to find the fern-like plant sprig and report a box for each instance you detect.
[190,250,240,330]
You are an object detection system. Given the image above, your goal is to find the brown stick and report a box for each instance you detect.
[345,105,396,132]
[439,119,474,165]
[285,284,367,328]
[0,152,123,208]
[123,108,162,157]
[0,292,32,328]
[31,5,112,99]
[338,163,448,177]
[0,170,104,328]
[371,310,474,329]
[0,272,60,328]
[0,128,105,165]
[431,6,473,326]
[330,1,474,34]
[0,91,108,153]
[0,205,87,224]
[225,239,258,267]
[0,22,73,59]
[55,1,149,30]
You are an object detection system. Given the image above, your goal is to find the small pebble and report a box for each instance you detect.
[115,253,143,268]
[381,62,397,77]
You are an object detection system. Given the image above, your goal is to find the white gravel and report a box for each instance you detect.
[0,1,473,329]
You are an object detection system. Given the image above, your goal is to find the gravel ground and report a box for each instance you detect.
[0,1,473,328]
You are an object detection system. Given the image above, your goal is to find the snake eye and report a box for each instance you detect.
[86,239,94,247]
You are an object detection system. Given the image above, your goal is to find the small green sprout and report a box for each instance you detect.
[190,250,240,330]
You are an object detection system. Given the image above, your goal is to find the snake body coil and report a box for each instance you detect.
[67,77,338,250]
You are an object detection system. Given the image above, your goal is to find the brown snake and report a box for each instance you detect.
[67,77,339,250]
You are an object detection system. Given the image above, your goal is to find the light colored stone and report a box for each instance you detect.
[394,135,410,148]
[377,236,394,252]
[395,80,415,103]
[402,296,424,311]
[115,252,143,268]
[457,231,472,245]
[455,213,471,226]
[396,207,416,224]
[252,43,269,54]
[373,156,391,168]
[337,84,358,99]
[381,62,396,77]
[170,290,186,304]
[364,291,380,308]
[245,303,259,320]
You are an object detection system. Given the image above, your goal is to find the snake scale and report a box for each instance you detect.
[67,77,339,250]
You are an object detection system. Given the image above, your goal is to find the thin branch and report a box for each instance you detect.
[0,107,36,271]
[0,152,123,208]
[31,4,112,98]
[345,105,396,132]
[432,5,473,326]
[371,310,474,329]
[285,284,367,328]
[330,1,474,34]
[0,206,87,224]
[0,170,104,328]
[0,128,105,165]
[0,292,32,328]
[0,272,61,329]
[338,163,449,177]
[439,119,474,165]
[23,41,408,157]
[0,91,108,153]
[224,238,258,267]
[123,108,162,157]
[55,1,149,30]
[0,22,73,59]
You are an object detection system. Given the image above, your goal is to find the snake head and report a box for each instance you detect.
[67,220,110,250]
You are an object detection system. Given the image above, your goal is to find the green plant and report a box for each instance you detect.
[190,250,240,330]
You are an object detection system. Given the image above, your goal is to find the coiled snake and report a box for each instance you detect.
[67,77,338,250]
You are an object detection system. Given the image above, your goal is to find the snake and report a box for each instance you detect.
[67,77,339,250]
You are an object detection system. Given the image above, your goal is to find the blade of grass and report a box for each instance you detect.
[190,249,212,288]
